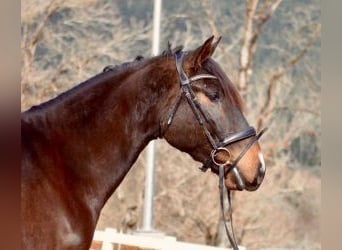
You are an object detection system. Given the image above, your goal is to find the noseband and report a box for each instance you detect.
[165,51,267,249]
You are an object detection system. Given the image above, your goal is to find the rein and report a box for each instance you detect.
[165,51,267,249]
[217,128,267,250]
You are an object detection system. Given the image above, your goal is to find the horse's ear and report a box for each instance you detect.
[211,36,221,55]
[188,36,221,70]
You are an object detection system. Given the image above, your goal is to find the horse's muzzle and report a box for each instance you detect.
[243,152,266,191]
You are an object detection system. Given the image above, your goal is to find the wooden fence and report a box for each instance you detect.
[91,228,246,250]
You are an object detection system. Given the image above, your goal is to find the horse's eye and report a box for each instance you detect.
[208,92,220,101]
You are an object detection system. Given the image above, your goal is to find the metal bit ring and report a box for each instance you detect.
[211,147,231,166]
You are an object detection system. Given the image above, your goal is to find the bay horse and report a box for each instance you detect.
[21,36,266,249]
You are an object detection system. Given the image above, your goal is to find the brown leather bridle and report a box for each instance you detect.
[165,51,267,249]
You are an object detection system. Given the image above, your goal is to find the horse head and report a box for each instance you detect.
[159,36,266,191]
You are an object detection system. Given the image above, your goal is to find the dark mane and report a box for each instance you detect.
[24,43,243,115]
[161,41,184,56]
[103,55,144,72]
[23,59,141,114]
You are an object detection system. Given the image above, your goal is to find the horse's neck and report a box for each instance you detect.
[24,67,166,220]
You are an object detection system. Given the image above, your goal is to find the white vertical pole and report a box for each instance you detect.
[152,0,162,56]
[142,0,162,232]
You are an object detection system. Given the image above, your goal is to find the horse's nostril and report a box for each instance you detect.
[257,168,265,185]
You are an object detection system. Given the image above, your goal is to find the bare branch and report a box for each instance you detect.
[29,0,60,47]
[257,24,321,129]
[238,0,283,100]
[273,106,320,117]
[200,0,220,37]
[238,0,259,95]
